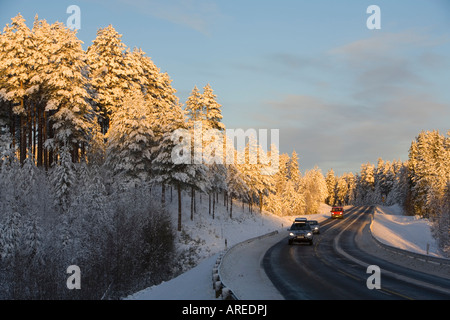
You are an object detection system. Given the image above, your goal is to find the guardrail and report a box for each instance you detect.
[369,209,450,267]
[370,231,450,267]
[212,230,279,300]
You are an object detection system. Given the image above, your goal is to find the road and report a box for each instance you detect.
[262,206,450,300]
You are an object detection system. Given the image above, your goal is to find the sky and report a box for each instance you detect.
[1,0,449,175]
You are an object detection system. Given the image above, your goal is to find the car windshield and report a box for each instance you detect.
[290,223,310,231]
[308,221,318,225]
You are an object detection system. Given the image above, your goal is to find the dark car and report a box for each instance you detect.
[307,220,320,234]
[288,221,313,245]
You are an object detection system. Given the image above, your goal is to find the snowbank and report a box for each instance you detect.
[371,205,443,258]
[130,203,447,300]
[126,194,331,300]
[127,253,220,300]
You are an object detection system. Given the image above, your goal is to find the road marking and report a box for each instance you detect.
[333,207,450,298]
[380,287,413,300]
[337,269,361,282]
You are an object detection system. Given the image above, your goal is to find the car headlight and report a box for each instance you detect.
[289,232,294,237]
[306,232,312,237]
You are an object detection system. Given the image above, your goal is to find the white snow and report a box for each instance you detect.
[371,204,443,258]
[127,202,444,300]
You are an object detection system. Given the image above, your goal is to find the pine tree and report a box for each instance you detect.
[0,210,21,261]
[185,86,203,126]
[105,89,155,186]
[335,176,348,206]
[226,162,249,218]
[202,84,224,131]
[237,135,274,213]
[39,20,93,161]
[265,153,290,215]
[358,162,376,204]
[152,121,209,231]
[127,47,183,134]
[287,150,301,188]
[87,25,131,134]
[409,130,450,217]
[325,168,337,206]
[302,167,327,214]
[0,14,38,163]
[50,143,75,213]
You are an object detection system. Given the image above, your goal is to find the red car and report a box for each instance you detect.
[331,206,344,219]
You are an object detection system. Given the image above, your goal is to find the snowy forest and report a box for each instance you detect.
[0,14,448,299]
[0,14,329,299]
[325,129,450,257]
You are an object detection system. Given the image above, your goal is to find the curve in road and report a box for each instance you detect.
[262,206,450,300]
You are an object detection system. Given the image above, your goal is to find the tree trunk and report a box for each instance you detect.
[226,192,228,212]
[48,117,54,168]
[260,193,263,213]
[28,108,32,158]
[20,113,26,164]
[43,111,48,170]
[161,184,166,206]
[37,106,43,167]
[230,196,233,219]
[212,192,215,219]
[209,193,211,215]
[190,186,194,221]
[177,183,182,232]
[10,106,16,149]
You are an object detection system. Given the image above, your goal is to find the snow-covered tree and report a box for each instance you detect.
[87,25,131,134]
[287,150,301,188]
[127,48,183,134]
[202,84,224,131]
[0,14,39,163]
[0,210,21,262]
[226,161,249,218]
[354,162,376,205]
[105,89,154,186]
[40,21,93,160]
[325,168,337,206]
[408,130,450,217]
[50,143,75,214]
[236,135,274,213]
[152,122,209,231]
[302,167,327,214]
[185,86,203,126]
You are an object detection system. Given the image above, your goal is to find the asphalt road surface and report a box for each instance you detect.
[262,206,450,300]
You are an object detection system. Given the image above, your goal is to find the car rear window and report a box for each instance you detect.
[291,223,310,230]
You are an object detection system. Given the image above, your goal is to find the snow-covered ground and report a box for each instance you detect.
[127,201,444,300]
[371,204,443,258]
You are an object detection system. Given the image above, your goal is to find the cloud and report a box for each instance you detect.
[329,30,448,63]
[117,0,222,35]
[329,30,449,92]
[260,87,449,175]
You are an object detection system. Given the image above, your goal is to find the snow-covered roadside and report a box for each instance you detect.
[371,205,444,258]
[126,198,331,300]
[128,203,445,300]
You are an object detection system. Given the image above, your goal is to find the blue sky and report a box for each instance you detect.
[1,0,449,175]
